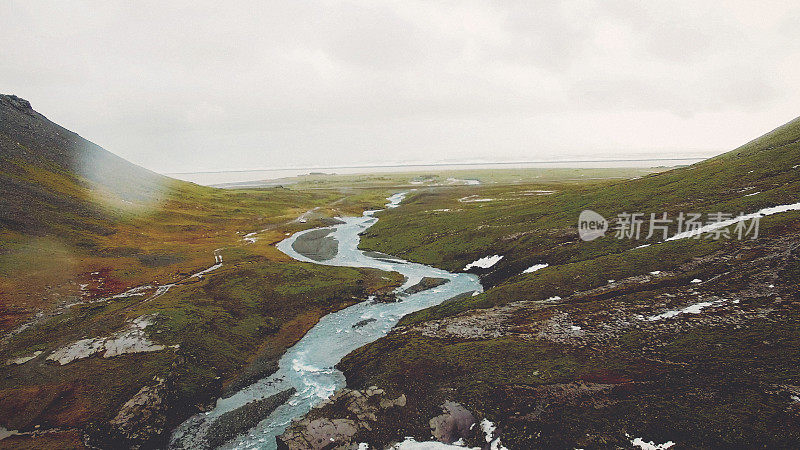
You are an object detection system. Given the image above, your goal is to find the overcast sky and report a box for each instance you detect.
[2,1,799,173]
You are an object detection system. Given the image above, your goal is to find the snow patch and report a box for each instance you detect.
[464,255,503,270]
[390,418,507,449]
[480,419,509,450]
[459,195,494,203]
[646,299,725,321]
[691,278,702,283]
[523,263,549,274]
[667,201,800,241]
[391,438,478,449]
[630,437,675,449]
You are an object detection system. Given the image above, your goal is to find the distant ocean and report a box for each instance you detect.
[165,157,709,186]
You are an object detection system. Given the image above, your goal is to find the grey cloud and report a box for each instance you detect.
[0,0,798,173]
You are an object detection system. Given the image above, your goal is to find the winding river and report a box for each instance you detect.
[170,193,483,449]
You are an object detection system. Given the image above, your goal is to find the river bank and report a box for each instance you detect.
[169,192,483,449]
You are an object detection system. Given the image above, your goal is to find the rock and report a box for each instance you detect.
[220,354,280,398]
[305,418,357,449]
[6,350,42,365]
[428,401,476,444]
[46,314,165,365]
[403,277,449,295]
[292,228,339,261]
[277,387,408,449]
[1,94,32,111]
[206,388,296,449]
[370,293,399,303]
[46,337,105,365]
[108,377,168,448]
[352,318,377,329]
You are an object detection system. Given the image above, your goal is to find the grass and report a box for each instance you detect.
[358,117,800,276]
[3,93,800,448]
[325,116,800,448]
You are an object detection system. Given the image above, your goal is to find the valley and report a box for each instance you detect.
[1,94,799,449]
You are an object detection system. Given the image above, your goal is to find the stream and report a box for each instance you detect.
[169,192,483,449]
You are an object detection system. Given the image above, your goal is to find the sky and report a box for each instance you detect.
[2,0,799,173]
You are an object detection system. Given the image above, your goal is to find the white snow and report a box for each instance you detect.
[523,263,549,274]
[480,419,509,450]
[459,195,495,203]
[390,418,507,450]
[243,232,258,243]
[691,278,702,283]
[391,438,478,449]
[480,419,496,442]
[744,191,761,197]
[646,299,725,321]
[630,437,675,449]
[649,271,661,275]
[521,190,554,195]
[636,244,652,249]
[547,296,562,301]
[667,201,800,241]
[571,325,582,331]
[464,255,503,270]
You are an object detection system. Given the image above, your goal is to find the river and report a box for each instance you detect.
[169,192,483,449]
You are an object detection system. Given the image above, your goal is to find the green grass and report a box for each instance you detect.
[325,116,800,448]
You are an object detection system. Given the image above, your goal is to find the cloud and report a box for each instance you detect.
[0,0,798,173]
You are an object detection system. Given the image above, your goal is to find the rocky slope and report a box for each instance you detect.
[291,118,800,448]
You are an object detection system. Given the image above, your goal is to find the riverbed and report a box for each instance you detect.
[169,193,482,449]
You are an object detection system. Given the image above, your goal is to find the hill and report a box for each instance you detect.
[289,117,800,448]
[0,94,175,236]
[0,96,402,448]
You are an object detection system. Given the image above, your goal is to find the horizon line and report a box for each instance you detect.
[164,157,708,175]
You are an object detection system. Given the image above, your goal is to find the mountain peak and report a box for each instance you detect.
[0,94,33,112]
